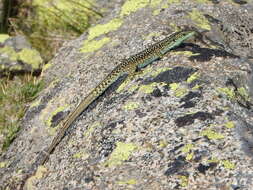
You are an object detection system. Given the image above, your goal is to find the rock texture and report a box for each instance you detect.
[1,0,253,189]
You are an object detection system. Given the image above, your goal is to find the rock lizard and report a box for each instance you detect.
[40,29,197,165]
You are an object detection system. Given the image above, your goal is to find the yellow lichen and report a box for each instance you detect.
[46,105,68,127]
[238,87,249,100]
[222,160,235,170]
[172,51,199,57]
[139,82,157,94]
[42,63,52,72]
[179,175,188,187]
[0,162,7,168]
[186,152,194,161]
[224,121,235,129]
[84,121,101,137]
[217,87,235,99]
[18,48,43,69]
[73,151,89,159]
[182,144,194,153]
[30,99,41,108]
[194,0,209,3]
[88,19,123,41]
[81,37,111,53]
[200,129,224,140]
[26,166,48,190]
[120,0,150,17]
[188,9,211,30]
[158,140,168,148]
[123,102,140,111]
[150,0,163,7]
[0,34,9,43]
[105,142,138,167]
[151,67,172,77]
[167,0,181,5]
[170,83,188,97]
[187,72,200,83]
[117,179,137,185]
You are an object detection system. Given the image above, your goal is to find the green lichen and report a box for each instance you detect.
[150,0,163,7]
[80,37,111,53]
[18,48,43,69]
[153,9,161,16]
[224,121,235,129]
[200,129,224,140]
[88,19,123,41]
[217,87,235,99]
[222,160,235,170]
[120,0,150,17]
[105,142,138,167]
[84,121,101,137]
[139,82,157,94]
[46,105,68,127]
[123,102,140,111]
[188,9,211,30]
[0,34,10,43]
[187,72,200,83]
[117,179,137,185]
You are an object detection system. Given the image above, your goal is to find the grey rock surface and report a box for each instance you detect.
[1,0,253,189]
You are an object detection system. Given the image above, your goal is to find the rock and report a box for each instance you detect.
[1,0,253,189]
[0,35,42,77]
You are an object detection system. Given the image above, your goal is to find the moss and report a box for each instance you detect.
[17,48,43,69]
[188,9,211,30]
[105,142,138,167]
[120,0,150,17]
[187,72,200,83]
[222,160,235,170]
[0,34,10,43]
[200,129,224,140]
[88,19,123,41]
[81,37,111,53]
[0,46,18,61]
[117,179,137,185]
[123,102,140,111]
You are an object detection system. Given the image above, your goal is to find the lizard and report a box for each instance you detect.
[39,29,197,165]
